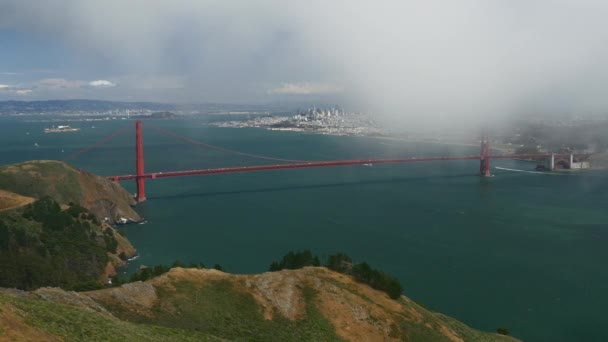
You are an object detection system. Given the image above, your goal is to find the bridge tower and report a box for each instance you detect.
[135,120,146,202]
[479,136,491,177]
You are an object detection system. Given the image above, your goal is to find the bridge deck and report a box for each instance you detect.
[109,154,571,181]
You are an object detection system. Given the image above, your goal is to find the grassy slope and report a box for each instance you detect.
[149,280,340,341]
[0,160,137,269]
[0,161,84,206]
[0,160,140,223]
[87,267,518,342]
[0,267,518,341]
[0,292,223,342]
[0,190,34,212]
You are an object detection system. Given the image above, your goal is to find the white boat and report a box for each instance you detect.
[44,125,80,133]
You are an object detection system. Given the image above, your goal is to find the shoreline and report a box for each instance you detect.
[212,124,516,154]
[370,135,515,154]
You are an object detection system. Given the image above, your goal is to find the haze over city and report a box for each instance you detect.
[2,1,608,127]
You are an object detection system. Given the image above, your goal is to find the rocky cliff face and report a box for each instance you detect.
[0,160,140,224]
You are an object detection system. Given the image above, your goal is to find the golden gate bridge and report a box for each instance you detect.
[66,120,587,202]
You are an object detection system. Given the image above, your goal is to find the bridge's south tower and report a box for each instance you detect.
[480,136,491,177]
[135,120,146,202]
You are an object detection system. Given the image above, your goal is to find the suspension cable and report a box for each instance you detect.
[146,122,305,163]
[63,124,131,161]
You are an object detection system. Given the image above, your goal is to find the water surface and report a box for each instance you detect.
[1,116,606,341]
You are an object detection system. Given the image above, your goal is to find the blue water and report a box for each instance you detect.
[1,116,607,341]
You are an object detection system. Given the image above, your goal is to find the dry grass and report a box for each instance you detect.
[0,303,61,342]
[0,189,34,212]
[86,267,517,342]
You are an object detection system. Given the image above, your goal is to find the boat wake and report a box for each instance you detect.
[494,166,569,175]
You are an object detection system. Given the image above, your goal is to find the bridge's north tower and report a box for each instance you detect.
[135,120,146,202]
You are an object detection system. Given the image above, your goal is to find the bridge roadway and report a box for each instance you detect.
[109,154,566,181]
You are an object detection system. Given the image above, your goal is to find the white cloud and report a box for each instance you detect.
[14,89,32,95]
[0,84,33,95]
[88,79,116,88]
[269,82,344,95]
[2,0,608,121]
[36,78,84,89]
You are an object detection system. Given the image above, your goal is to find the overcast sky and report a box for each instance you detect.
[1,1,608,124]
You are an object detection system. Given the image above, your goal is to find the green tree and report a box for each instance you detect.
[0,221,10,251]
[268,250,319,271]
[325,252,352,273]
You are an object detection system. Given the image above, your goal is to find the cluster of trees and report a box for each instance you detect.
[0,197,116,291]
[269,250,320,271]
[268,250,403,300]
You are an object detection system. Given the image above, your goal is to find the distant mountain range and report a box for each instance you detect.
[0,99,320,115]
[0,99,176,113]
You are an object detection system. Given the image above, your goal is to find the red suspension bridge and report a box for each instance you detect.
[67,120,587,202]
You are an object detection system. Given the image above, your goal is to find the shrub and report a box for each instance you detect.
[496,327,509,335]
[268,250,320,271]
[269,250,403,300]
[325,252,353,273]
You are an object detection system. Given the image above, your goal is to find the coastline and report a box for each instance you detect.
[371,135,515,154]
[213,124,516,154]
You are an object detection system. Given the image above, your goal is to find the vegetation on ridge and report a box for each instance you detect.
[269,250,403,299]
[0,291,221,342]
[0,160,140,224]
[0,197,120,291]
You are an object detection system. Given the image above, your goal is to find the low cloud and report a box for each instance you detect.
[36,78,84,89]
[13,89,32,95]
[0,84,32,96]
[88,79,116,88]
[269,82,344,95]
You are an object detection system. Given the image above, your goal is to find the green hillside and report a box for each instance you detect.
[0,290,222,342]
[86,267,518,342]
[0,160,140,224]
[0,197,126,291]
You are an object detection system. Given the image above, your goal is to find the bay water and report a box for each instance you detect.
[1,116,607,341]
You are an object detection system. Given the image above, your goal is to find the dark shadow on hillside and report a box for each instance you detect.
[147,173,476,200]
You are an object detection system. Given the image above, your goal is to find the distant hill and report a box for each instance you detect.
[0,99,176,113]
[0,99,320,115]
[0,267,518,342]
[0,196,135,290]
[0,160,139,290]
[0,160,140,224]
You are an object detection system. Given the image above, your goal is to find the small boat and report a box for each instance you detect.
[363,163,373,167]
[44,125,80,133]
